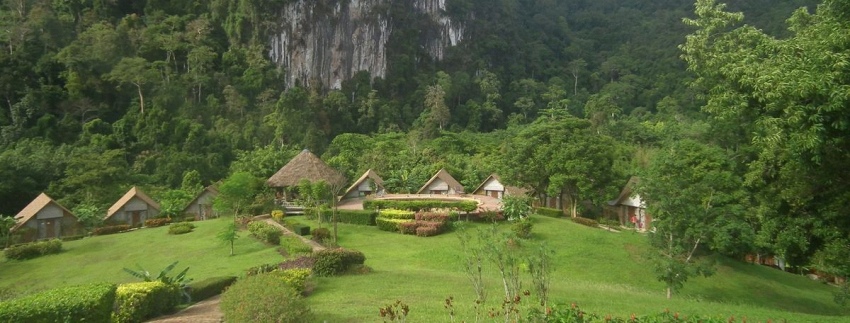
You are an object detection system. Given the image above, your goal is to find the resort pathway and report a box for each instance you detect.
[262,218,326,252]
[146,295,223,323]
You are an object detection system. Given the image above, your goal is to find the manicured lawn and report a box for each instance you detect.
[289,215,849,322]
[0,217,282,298]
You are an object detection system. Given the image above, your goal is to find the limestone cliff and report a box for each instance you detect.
[268,0,464,89]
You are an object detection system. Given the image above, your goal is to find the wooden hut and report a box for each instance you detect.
[182,184,219,220]
[607,177,651,230]
[417,169,464,195]
[471,174,527,199]
[104,187,160,227]
[341,169,386,200]
[11,193,79,242]
[266,149,347,203]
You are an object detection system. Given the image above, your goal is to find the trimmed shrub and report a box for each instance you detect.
[246,263,279,276]
[112,281,182,323]
[144,217,172,228]
[337,209,378,225]
[310,227,331,243]
[187,276,237,302]
[376,218,411,232]
[415,211,452,223]
[378,209,415,220]
[273,268,312,292]
[512,220,533,239]
[364,199,478,212]
[535,207,563,218]
[395,221,446,236]
[0,283,116,322]
[4,239,62,260]
[312,248,366,277]
[398,221,419,235]
[247,221,282,245]
[92,224,131,236]
[278,256,315,270]
[220,274,310,323]
[293,225,311,236]
[271,209,285,222]
[416,226,441,237]
[571,217,599,228]
[168,222,196,235]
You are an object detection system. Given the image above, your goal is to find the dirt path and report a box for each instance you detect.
[146,218,323,322]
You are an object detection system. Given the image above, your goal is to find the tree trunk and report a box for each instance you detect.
[666,287,671,299]
[135,82,145,114]
[229,241,234,256]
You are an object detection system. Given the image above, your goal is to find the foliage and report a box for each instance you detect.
[512,219,533,239]
[220,274,311,323]
[0,283,116,323]
[273,268,313,293]
[570,217,600,228]
[364,200,479,212]
[247,221,281,245]
[214,172,261,216]
[535,207,564,218]
[217,221,240,256]
[502,195,533,221]
[293,224,311,236]
[3,239,63,260]
[280,235,313,256]
[378,209,416,220]
[92,224,131,236]
[271,209,285,221]
[312,248,366,277]
[378,300,410,323]
[168,222,196,235]
[311,227,331,243]
[246,264,279,276]
[376,218,412,232]
[71,203,104,232]
[144,217,172,228]
[122,261,192,303]
[157,189,193,219]
[0,216,14,247]
[187,276,238,302]
[112,281,182,323]
[278,256,316,271]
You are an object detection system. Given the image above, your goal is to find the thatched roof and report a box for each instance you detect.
[471,174,529,196]
[343,169,386,197]
[266,149,347,188]
[106,187,160,220]
[13,193,76,231]
[608,176,641,206]
[417,168,465,194]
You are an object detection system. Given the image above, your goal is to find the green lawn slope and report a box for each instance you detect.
[296,215,848,322]
[0,217,282,298]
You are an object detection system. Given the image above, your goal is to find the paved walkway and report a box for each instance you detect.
[146,218,323,322]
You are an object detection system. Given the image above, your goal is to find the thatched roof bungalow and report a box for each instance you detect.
[417,168,464,195]
[606,176,651,230]
[471,174,527,199]
[12,193,79,242]
[104,187,160,227]
[182,184,219,220]
[266,149,346,201]
[342,169,386,200]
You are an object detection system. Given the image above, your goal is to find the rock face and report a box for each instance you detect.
[268,0,464,90]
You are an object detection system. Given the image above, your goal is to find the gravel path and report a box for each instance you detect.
[146,218,323,322]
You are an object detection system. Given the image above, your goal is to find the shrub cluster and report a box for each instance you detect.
[312,248,366,277]
[535,207,563,218]
[474,210,505,222]
[246,263,279,276]
[571,217,599,228]
[112,281,181,323]
[3,239,62,260]
[279,256,315,270]
[310,227,331,243]
[376,218,412,232]
[399,221,446,237]
[187,276,237,302]
[247,221,282,245]
[512,220,533,239]
[0,283,116,322]
[144,217,172,228]
[92,224,131,236]
[414,211,454,222]
[271,210,285,222]
[168,222,196,235]
[364,199,478,212]
[378,209,416,220]
[220,274,310,323]
[273,268,312,292]
[314,209,377,226]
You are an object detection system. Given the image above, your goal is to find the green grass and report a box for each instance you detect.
[292,216,849,322]
[0,217,283,298]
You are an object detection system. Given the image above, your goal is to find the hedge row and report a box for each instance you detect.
[535,207,564,218]
[399,221,446,237]
[313,248,366,276]
[571,217,599,228]
[414,211,456,223]
[376,218,412,232]
[363,199,478,212]
[188,276,238,302]
[3,239,62,260]
[0,283,116,322]
[312,209,377,226]
[378,209,416,220]
[168,222,196,235]
[248,221,282,245]
[112,281,182,323]
[92,224,131,236]
[144,217,172,228]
